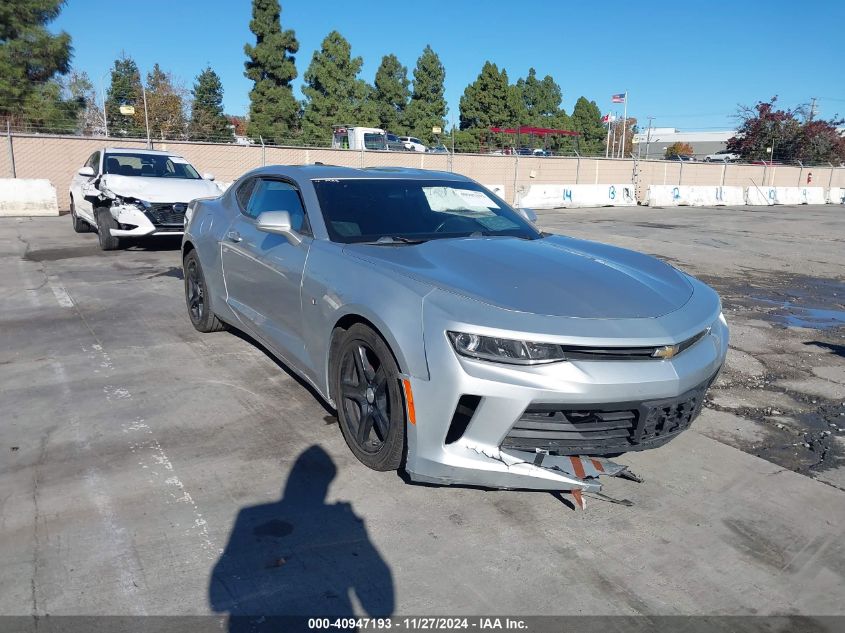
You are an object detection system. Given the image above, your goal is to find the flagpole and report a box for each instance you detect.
[605,117,611,158]
[619,90,628,159]
[610,115,616,160]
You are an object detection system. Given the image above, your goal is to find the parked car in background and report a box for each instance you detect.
[665,153,696,161]
[182,165,728,493]
[386,133,408,152]
[69,148,220,250]
[427,144,449,153]
[704,150,740,162]
[399,136,427,152]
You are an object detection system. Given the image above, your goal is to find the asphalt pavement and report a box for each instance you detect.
[1,205,843,620]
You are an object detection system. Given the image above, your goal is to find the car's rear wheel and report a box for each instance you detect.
[96,207,122,250]
[183,249,226,333]
[332,324,406,471]
[70,197,91,233]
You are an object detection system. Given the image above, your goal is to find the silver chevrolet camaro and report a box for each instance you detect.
[182,165,728,494]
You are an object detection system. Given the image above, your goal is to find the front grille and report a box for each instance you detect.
[559,329,709,361]
[146,203,186,226]
[501,378,711,456]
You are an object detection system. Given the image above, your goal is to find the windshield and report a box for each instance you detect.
[312,178,541,244]
[103,153,201,179]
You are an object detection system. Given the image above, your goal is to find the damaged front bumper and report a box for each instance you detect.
[108,203,185,237]
[404,310,728,494]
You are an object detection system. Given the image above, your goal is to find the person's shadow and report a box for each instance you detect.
[209,445,394,631]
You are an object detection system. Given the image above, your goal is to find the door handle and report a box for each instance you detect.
[226,231,242,243]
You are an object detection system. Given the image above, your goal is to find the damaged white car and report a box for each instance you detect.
[69,148,221,250]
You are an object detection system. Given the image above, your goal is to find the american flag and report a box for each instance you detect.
[611,93,626,103]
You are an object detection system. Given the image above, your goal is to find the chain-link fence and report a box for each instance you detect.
[3,128,845,210]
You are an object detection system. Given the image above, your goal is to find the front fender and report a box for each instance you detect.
[301,241,434,400]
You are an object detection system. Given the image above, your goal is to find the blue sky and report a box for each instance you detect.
[53,0,845,132]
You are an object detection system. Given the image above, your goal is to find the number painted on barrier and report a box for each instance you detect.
[608,186,616,200]
[563,189,573,202]
[715,187,724,202]
[672,187,680,200]
[623,187,634,202]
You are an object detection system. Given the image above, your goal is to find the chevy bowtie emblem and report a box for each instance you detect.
[652,344,680,359]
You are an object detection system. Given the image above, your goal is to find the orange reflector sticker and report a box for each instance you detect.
[402,378,416,425]
[569,456,587,480]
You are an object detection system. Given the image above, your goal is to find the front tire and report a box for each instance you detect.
[96,207,122,250]
[70,197,91,233]
[183,249,226,333]
[331,324,406,471]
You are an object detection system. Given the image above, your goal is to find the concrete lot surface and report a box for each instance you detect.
[1,205,844,619]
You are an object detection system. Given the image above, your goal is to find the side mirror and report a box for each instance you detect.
[78,165,95,177]
[203,172,215,181]
[518,207,538,223]
[256,211,302,245]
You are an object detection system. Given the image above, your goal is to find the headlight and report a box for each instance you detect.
[448,331,567,365]
[184,205,194,225]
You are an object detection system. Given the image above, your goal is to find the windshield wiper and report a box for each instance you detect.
[364,236,428,245]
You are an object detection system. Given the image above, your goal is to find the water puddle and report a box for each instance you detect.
[752,297,845,329]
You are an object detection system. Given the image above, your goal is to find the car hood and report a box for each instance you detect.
[345,235,694,318]
[101,175,221,203]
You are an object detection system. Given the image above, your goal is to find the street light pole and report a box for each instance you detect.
[644,116,654,160]
[100,71,110,138]
[142,85,151,149]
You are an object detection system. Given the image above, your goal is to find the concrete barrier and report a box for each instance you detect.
[746,186,827,205]
[0,178,59,217]
[646,185,745,207]
[518,184,636,209]
[482,184,506,198]
[828,188,845,204]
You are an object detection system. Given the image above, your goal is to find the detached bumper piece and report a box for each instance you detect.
[502,377,713,456]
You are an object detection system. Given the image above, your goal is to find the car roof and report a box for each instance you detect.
[104,147,184,156]
[245,164,471,182]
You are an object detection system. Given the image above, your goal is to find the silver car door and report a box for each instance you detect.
[221,177,313,372]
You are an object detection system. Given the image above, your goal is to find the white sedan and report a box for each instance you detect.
[398,136,427,152]
[69,148,221,250]
[704,150,740,162]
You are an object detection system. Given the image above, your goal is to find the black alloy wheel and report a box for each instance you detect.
[183,250,226,333]
[333,324,405,471]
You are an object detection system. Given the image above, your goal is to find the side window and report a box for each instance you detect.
[235,178,256,211]
[245,179,310,234]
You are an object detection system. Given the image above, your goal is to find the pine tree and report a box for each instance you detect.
[301,31,377,145]
[0,0,74,128]
[244,0,299,143]
[459,61,525,131]
[144,64,186,140]
[373,54,409,134]
[570,97,606,155]
[105,55,145,137]
[190,66,231,141]
[404,46,447,145]
[516,68,562,123]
